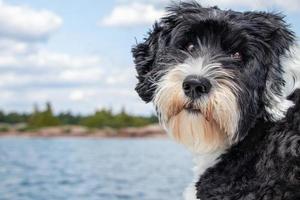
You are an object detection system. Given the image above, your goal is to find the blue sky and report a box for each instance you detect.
[0,0,299,115]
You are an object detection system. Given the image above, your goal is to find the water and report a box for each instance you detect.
[0,138,193,200]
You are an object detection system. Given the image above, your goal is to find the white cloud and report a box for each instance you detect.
[0,50,103,71]
[0,73,28,86]
[101,0,299,28]
[0,1,153,115]
[0,51,105,85]
[23,51,102,69]
[0,1,62,41]
[199,0,300,11]
[100,3,165,27]
[69,90,87,102]
[60,68,103,83]
[118,0,300,12]
[0,45,139,113]
[0,39,35,55]
[105,70,131,85]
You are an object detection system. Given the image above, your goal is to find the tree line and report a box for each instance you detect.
[0,103,158,129]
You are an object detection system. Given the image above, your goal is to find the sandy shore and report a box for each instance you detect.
[0,124,168,138]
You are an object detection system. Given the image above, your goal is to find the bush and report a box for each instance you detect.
[16,126,29,132]
[0,126,9,132]
[0,111,30,124]
[57,112,82,125]
[0,103,158,129]
[80,109,157,129]
[27,102,61,128]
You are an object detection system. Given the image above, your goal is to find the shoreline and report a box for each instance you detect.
[0,134,169,139]
[0,124,167,139]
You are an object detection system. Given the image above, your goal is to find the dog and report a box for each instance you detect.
[132,1,300,199]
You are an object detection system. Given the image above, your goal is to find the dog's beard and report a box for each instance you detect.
[154,63,240,153]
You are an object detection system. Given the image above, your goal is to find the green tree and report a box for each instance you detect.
[3,112,29,124]
[80,109,114,128]
[0,110,5,122]
[57,112,82,125]
[28,102,61,128]
[80,108,158,129]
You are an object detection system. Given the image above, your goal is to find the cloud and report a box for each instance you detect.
[0,50,104,85]
[0,50,102,71]
[23,51,102,69]
[0,1,153,115]
[199,0,300,11]
[59,67,103,83]
[0,46,145,114]
[0,1,62,41]
[117,0,300,12]
[0,39,35,55]
[101,0,299,28]
[100,3,164,27]
[69,90,89,102]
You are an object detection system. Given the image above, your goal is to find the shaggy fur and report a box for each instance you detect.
[132,1,300,199]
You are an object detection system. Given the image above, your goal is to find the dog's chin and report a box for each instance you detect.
[182,103,202,115]
[165,108,229,153]
[184,107,202,115]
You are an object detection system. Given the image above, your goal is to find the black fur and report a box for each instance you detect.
[196,89,300,200]
[132,1,300,199]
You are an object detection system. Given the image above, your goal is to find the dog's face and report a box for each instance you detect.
[132,2,295,153]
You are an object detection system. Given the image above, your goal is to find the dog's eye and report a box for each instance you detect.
[231,52,242,60]
[186,43,195,52]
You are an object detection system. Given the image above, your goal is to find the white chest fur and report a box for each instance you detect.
[183,150,224,200]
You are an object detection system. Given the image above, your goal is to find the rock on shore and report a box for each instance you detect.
[0,124,167,138]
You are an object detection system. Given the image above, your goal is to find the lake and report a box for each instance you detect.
[0,138,193,200]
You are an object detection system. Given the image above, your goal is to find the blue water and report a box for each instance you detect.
[0,138,193,200]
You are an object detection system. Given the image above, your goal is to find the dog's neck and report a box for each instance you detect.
[184,148,225,200]
[192,148,225,178]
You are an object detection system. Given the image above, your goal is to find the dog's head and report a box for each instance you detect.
[132,2,295,153]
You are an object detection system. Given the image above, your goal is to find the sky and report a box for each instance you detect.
[0,0,299,115]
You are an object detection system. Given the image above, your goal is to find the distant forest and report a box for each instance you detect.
[0,102,158,129]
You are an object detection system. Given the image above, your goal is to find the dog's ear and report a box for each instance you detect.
[243,12,295,56]
[242,12,296,121]
[132,23,163,103]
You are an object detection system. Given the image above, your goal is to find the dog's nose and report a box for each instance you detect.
[182,76,212,99]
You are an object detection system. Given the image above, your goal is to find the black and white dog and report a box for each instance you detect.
[132,1,300,199]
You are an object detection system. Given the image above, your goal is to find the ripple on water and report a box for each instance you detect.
[0,138,192,200]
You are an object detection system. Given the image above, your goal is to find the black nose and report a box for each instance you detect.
[182,75,212,99]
